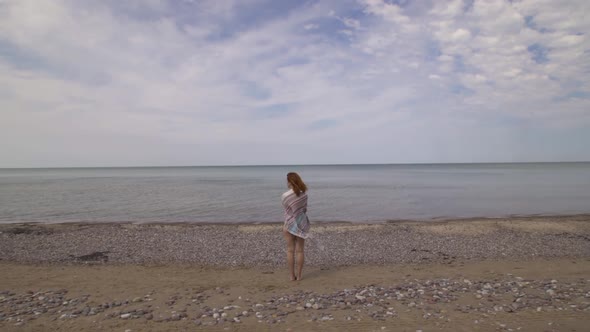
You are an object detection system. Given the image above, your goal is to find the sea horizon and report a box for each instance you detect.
[2,160,590,170]
[2,163,590,224]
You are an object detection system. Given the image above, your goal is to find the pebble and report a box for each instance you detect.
[1,272,589,328]
[0,216,587,317]
[6,215,570,263]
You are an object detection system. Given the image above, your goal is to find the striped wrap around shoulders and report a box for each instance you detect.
[281,189,310,239]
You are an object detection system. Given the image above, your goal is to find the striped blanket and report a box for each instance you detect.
[281,189,310,239]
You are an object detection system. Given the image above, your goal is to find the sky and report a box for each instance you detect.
[0,0,589,167]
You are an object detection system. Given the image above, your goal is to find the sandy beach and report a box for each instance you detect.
[1,216,590,331]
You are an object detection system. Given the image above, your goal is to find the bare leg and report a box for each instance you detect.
[283,231,296,281]
[295,236,305,281]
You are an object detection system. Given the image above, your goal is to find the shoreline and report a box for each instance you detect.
[1,215,589,267]
[2,213,590,226]
[1,215,589,330]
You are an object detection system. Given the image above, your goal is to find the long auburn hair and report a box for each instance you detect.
[287,172,307,196]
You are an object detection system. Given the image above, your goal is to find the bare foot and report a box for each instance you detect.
[290,275,297,281]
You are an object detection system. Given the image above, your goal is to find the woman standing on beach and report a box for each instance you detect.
[282,172,310,281]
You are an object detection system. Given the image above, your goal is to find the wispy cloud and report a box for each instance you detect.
[0,0,589,167]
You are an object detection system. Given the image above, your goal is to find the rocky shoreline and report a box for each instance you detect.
[1,215,589,266]
[1,216,590,330]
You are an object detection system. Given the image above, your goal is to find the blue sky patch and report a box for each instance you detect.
[308,118,338,130]
[527,43,549,63]
[252,103,297,119]
[241,81,272,100]
[451,84,474,96]
[554,90,590,102]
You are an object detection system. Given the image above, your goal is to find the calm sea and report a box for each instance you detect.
[1,163,589,224]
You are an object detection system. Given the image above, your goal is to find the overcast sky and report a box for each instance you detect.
[1,0,589,167]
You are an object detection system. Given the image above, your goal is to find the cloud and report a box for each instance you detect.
[304,23,319,30]
[0,0,589,167]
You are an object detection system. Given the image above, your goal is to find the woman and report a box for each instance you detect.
[281,172,310,281]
